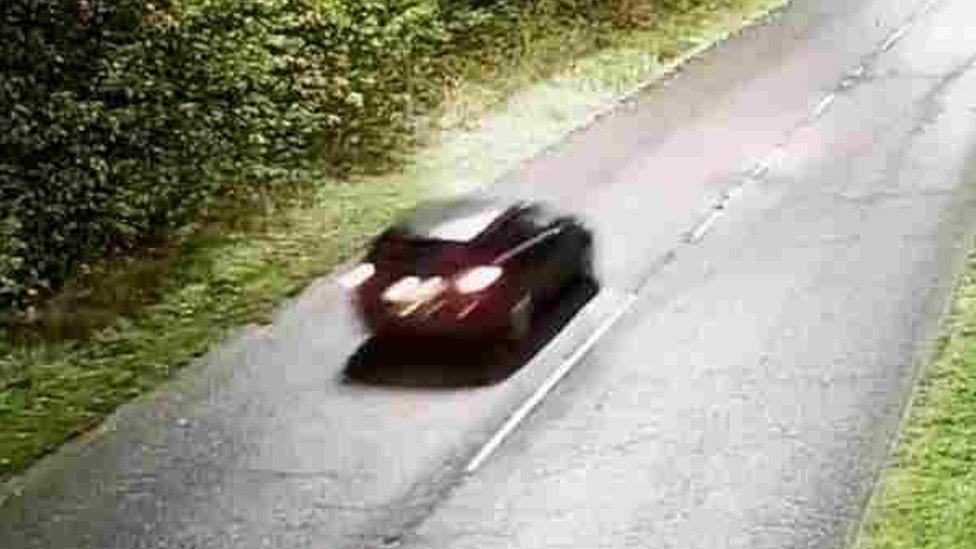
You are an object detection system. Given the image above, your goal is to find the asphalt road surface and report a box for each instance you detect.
[4,0,976,548]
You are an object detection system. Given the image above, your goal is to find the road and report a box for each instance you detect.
[4,0,976,547]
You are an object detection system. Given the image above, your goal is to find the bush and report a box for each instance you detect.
[289,0,453,173]
[1,0,673,312]
[1,0,318,310]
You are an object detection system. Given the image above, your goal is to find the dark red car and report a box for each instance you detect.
[341,196,594,341]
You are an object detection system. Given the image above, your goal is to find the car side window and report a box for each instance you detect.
[518,206,558,234]
[486,206,559,254]
[487,211,537,252]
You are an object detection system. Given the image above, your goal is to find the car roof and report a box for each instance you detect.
[394,196,521,243]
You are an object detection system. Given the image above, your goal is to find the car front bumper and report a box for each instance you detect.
[356,291,514,337]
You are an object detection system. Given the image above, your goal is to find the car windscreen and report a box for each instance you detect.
[396,201,508,243]
[369,235,488,272]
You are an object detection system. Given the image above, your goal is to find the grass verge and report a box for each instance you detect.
[853,247,976,549]
[0,0,789,482]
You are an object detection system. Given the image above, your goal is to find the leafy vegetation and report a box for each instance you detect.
[2,0,316,309]
[854,247,976,549]
[0,0,641,311]
[0,177,420,475]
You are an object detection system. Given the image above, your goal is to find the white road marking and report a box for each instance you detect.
[686,182,746,244]
[687,209,725,244]
[879,0,943,54]
[464,292,639,473]
[881,22,912,52]
[749,144,786,178]
[811,93,837,119]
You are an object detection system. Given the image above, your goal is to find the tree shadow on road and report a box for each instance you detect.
[342,278,599,388]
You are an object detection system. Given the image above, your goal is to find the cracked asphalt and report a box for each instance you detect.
[4,0,976,548]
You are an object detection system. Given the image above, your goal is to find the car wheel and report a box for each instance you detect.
[507,293,533,342]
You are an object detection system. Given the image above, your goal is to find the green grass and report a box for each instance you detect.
[0,177,422,476]
[0,0,789,482]
[854,248,976,549]
[435,0,786,133]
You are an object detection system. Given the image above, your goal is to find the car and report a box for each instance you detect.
[340,196,595,342]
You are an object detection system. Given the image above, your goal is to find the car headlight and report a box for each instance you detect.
[338,262,375,289]
[382,276,446,302]
[455,266,503,294]
[382,276,421,302]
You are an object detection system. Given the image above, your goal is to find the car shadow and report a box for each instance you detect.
[342,278,599,388]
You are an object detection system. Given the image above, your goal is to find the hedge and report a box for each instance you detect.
[0,0,669,312]
[1,0,315,310]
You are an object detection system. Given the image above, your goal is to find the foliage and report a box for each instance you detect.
[0,176,421,477]
[0,0,693,310]
[1,0,317,310]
